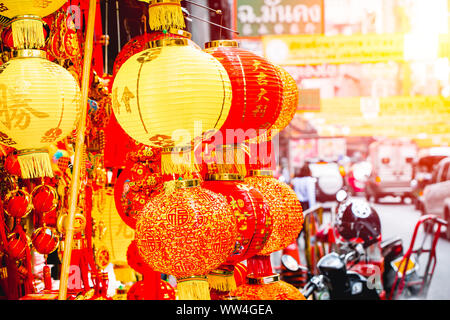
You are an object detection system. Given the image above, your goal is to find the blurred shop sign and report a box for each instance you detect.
[283,65,339,81]
[298,88,321,111]
[263,33,404,65]
[289,138,318,167]
[235,0,324,38]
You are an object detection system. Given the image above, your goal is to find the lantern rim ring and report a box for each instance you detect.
[177,275,208,283]
[246,274,280,285]
[205,40,239,49]
[216,143,243,151]
[206,173,244,181]
[12,49,46,59]
[10,15,43,25]
[168,28,192,39]
[175,179,200,189]
[209,269,234,276]
[162,145,191,153]
[148,38,188,49]
[249,170,274,177]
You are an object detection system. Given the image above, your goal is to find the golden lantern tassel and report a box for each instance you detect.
[161,146,198,178]
[147,0,186,31]
[177,276,211,300]
[17,149,54,179]
[11,17,46,49]
[208,270,237,292]
[216,144,246,177]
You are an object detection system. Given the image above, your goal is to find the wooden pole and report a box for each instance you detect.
[58,0,97,300]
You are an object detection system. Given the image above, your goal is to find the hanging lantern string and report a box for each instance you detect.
[181,7,239,35]
[183,0,222,15]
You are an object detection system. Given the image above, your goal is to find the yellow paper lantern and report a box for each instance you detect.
[112,38,232,149]
[1,0,68,49]
[0,49,81,178]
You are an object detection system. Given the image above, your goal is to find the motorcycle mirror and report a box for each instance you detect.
[281,255,300,272]
[336,189,348,202]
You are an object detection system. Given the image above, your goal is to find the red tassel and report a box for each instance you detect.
[143,268,161,300]
[43,265,52,290]
[247,255,273,277]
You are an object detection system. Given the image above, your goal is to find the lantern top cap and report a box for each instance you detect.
[205,40,239,49]
[148,38,189,49]
[12,49,46,60]
[168,28,192,39]
[246,274,280,285]
[149,0,182,6]
[206,173,245,181]
[175,179,200,189]
[249,169,274,177]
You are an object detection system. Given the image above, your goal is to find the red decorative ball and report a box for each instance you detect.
[4,153,21,176]
[202,176,272,264]
[6,233,29,260]
[135,180,238,279]
[4,190,33,219]
[31,184,58,215]
[126,280,176,300]
[31,227,59,255]
[204,40,283,143]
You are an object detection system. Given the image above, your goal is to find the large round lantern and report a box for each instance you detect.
[245,170,303,255]
[271,65,299,134]
[202,174,272,296]
[1,0,67,49]
[203,40,283,144]
[0,49,81,179]
[232,274,306,300]
[135,179,238,300]
[112,38,232,149]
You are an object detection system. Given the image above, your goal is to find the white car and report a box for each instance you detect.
[421,157,450,239]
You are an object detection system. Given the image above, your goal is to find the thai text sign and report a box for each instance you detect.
[235,0,324,38]
[263,33,405,65]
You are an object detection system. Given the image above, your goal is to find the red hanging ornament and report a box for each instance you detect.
[127,280,176,300]
[31,184,58,215]
[135,179,238,300]
[126,240,147,274]
[31,227,59,255]
[6,233,29,261]
[203,40,283,144]
[3,189,33,219]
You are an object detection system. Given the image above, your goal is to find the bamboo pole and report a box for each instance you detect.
[58,0,97,300]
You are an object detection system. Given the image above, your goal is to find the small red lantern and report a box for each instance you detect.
[127,280,176,300]
[31,227,59,255]
[127,240,148,274]
[135,179,238,300]
[6,233,29,260]
[232,274,306,300]
[202,174,272,295]
[4,189,33,219]
[31,184,58,215]
[204,40,283,144]
[4,153,22,176]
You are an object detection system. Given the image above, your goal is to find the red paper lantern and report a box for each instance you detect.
[202,174,272,294]
[232,275,306,300]
[31,227,59,255]
[4,153,21,176]
[4,189,33,219]
[203,40,283,144]
[135,179,238,300]
[245,170,303,255]
[127,280,176,300]
[6,232,29,260]
[31,184,58,215]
